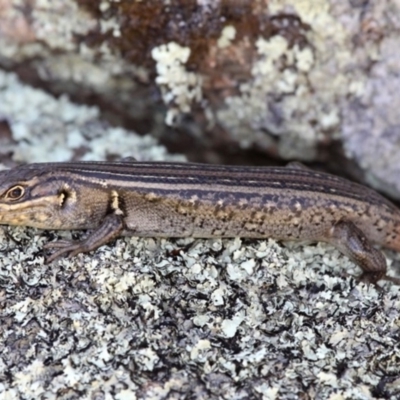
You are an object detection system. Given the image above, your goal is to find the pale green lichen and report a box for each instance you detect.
[213,0,362,160]
[151,42,203,125]
[217,25,236,48]
[0,0,145,106]
[32,0,97,51]
[0,70,183,163]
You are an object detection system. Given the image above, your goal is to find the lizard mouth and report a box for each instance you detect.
[0,202,54,228]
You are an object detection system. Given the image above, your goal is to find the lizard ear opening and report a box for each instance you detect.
[5,185,25,201]
[58,185,76,208]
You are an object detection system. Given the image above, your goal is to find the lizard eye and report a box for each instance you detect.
[5,185,25,200]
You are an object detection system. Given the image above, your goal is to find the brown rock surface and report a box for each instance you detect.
[1,1,400,196]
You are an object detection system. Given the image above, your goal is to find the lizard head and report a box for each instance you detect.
[0,164,88,230]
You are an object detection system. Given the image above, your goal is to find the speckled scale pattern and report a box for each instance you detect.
[118,186,395,247]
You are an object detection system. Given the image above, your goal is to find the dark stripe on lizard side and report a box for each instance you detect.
[9,162,398,212]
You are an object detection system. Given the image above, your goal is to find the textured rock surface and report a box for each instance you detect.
[1,70,400,400]
[1,1,400,198]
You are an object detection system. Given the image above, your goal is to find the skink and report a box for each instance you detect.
[0,160,399,285]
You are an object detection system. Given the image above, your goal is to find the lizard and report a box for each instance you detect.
[0,160,399,285]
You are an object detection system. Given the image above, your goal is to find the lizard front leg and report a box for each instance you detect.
[44,213,125,263]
